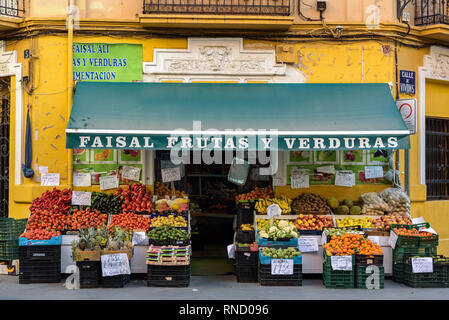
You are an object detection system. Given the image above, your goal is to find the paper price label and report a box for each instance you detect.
[389,231,398,249]
[227,244,235,259]
[364,166,384,179]
[41,173,60,186]
[122,166,141,181]
[298,236,318,252]
[267,204,282,218]
[321,232,327,245]
[331,256,352,271]
[271,259,294,275]
[316,166,336,175]
[100,175,119,191]
[101,253,131,277]
[71,191,92,206]
[291,174,309,189]
[161,167,181,183]
[73,172,91,187]
[411,217,425,225]
[334,171,355,187]
[412,257,433,273]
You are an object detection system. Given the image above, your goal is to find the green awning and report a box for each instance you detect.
[66,82,410,151]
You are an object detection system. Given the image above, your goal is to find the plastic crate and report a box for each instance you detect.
[322,264,354,289]
[419,234,439,248]
[257,235,298,248]
[0,239,20,260]
[0,218,27,240]
[235,251,258,266]
[391,222,435,248]
[392,263,404,283]
[259,263,302,286]
[235,265,258,283]
[355,266,384,289]
[19,273,61,284]
[297,230,323,236]
[77,261,101,287]
[403,256,449,288]
[147,265,190,287]
[19,235,62,246]
[235,230,255,244]
[80,278,99,288]
[237,209,254,225]
[20,261,60,274]
[19,245,61,262]
[101,274,130,288]
[259,249,302,265]
[355,254,384,266]
[148,238,191,246]
[393,246,437,263]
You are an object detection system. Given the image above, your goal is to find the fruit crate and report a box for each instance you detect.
[259,263,302,286]
[0,218,27,240]
[235,250,258,266]
[237,201,256,211]
[392,263,404,283]
[19,235,62,246]
[19,272,61,284]
[235,264,258,283]
[77,261,101,287]
[259,249,302,265]
[235,230,255,244]
[19,245,61,262]
[148,238,190,246]
[322,264,354,289]
[355,266,385,289]
[355,254,384,267]
[101,274,131,288]
[297,229,323,236]
[391,222,434,248]
[147,265,190,287]
[146,245,190,266]
[403,255,449,288]
[235,242,258,252]
[237,208,254,225]
[0,239,20,260]
[19,260,61,284]
[257,235,298,248]
[393,246,437,263]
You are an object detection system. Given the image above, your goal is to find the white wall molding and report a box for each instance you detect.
[0,50,23,185]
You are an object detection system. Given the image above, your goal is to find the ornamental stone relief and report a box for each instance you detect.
[424,47,449,81]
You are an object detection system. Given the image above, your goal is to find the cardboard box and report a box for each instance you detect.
[101,248,133,260]
[73,249,101,262]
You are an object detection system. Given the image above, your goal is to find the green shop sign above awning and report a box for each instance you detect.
[66,82,410,151]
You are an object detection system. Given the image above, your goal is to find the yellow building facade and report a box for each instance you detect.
[1,1,449,254]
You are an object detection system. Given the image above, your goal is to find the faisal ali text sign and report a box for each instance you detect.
[73,43,142,82]
[69,135,404,151]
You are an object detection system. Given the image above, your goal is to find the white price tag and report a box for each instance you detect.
[132,231,147,245]
[71,191,92,206]
[41,173,60,186]
[412,217,425,225]
[334,171,355,187]
[73,172,91,187]
[364,166,384,179]
[321,232,327,245]
[291,174,309,189]
[298,236,318,252]
[389,230,398,249]
[316,165,336,175]
[101,253,131,277]
[100,175,119,191]
[412,257,433,273]
[331,256,353,271]
[368,236,381,245]
[267,204,282,218]
[271,259,294,275]
[227,244,235,259]
[161,167,181,183]
[122,166,141,181]
[38,166,48,174]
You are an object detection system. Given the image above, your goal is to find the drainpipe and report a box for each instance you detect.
[67,0,74,188]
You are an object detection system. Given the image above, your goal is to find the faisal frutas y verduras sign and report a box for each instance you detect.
[67,132,407,151]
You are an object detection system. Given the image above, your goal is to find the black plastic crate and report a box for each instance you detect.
[101,274,130,288]
[19,268,61,284]
[76,261,100,272]
[147,265,190,287]
[355,266,385,289]
[77,261,101,286]
[355,254,384,267]
[259,263,302,286]
[20,260,60,273]
[235,230,255,244]
[80,278,99,288]
[235,265,258,283]
[237,208,254,225]
[235,251,258,266]
[19,245,61,262]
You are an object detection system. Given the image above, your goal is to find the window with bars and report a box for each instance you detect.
[426,117,449,200]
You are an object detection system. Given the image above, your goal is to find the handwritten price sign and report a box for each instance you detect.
[271,259,294,275]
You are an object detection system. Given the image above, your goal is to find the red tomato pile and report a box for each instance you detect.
[26,208,67,231]
[20,229,61,240]
[67,208,108,230]
[110,211,150,230]
[118,183,153,213]
[30,188,72,214]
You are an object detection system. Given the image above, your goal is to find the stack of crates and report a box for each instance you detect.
[322,254,355,289]
[19,245,61,284]
[236,204,254,227]
[76,261,101,288]
[391,223,438,284]
[235,248,258,283]
[0,218,27,261]
[258,248,302,286]
[101,274,131,288]
[146,245,191,287]
[355,254,384,289]
[403,255,449,288]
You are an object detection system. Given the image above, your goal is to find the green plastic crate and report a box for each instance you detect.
[403,256,449,288]
[392,263,404,283]
[323,264,354,289]
[356,266,384,289]
[0,218,27,240]
[391,222,437,248]
[0,239,20,260]
[393,246,437,263]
